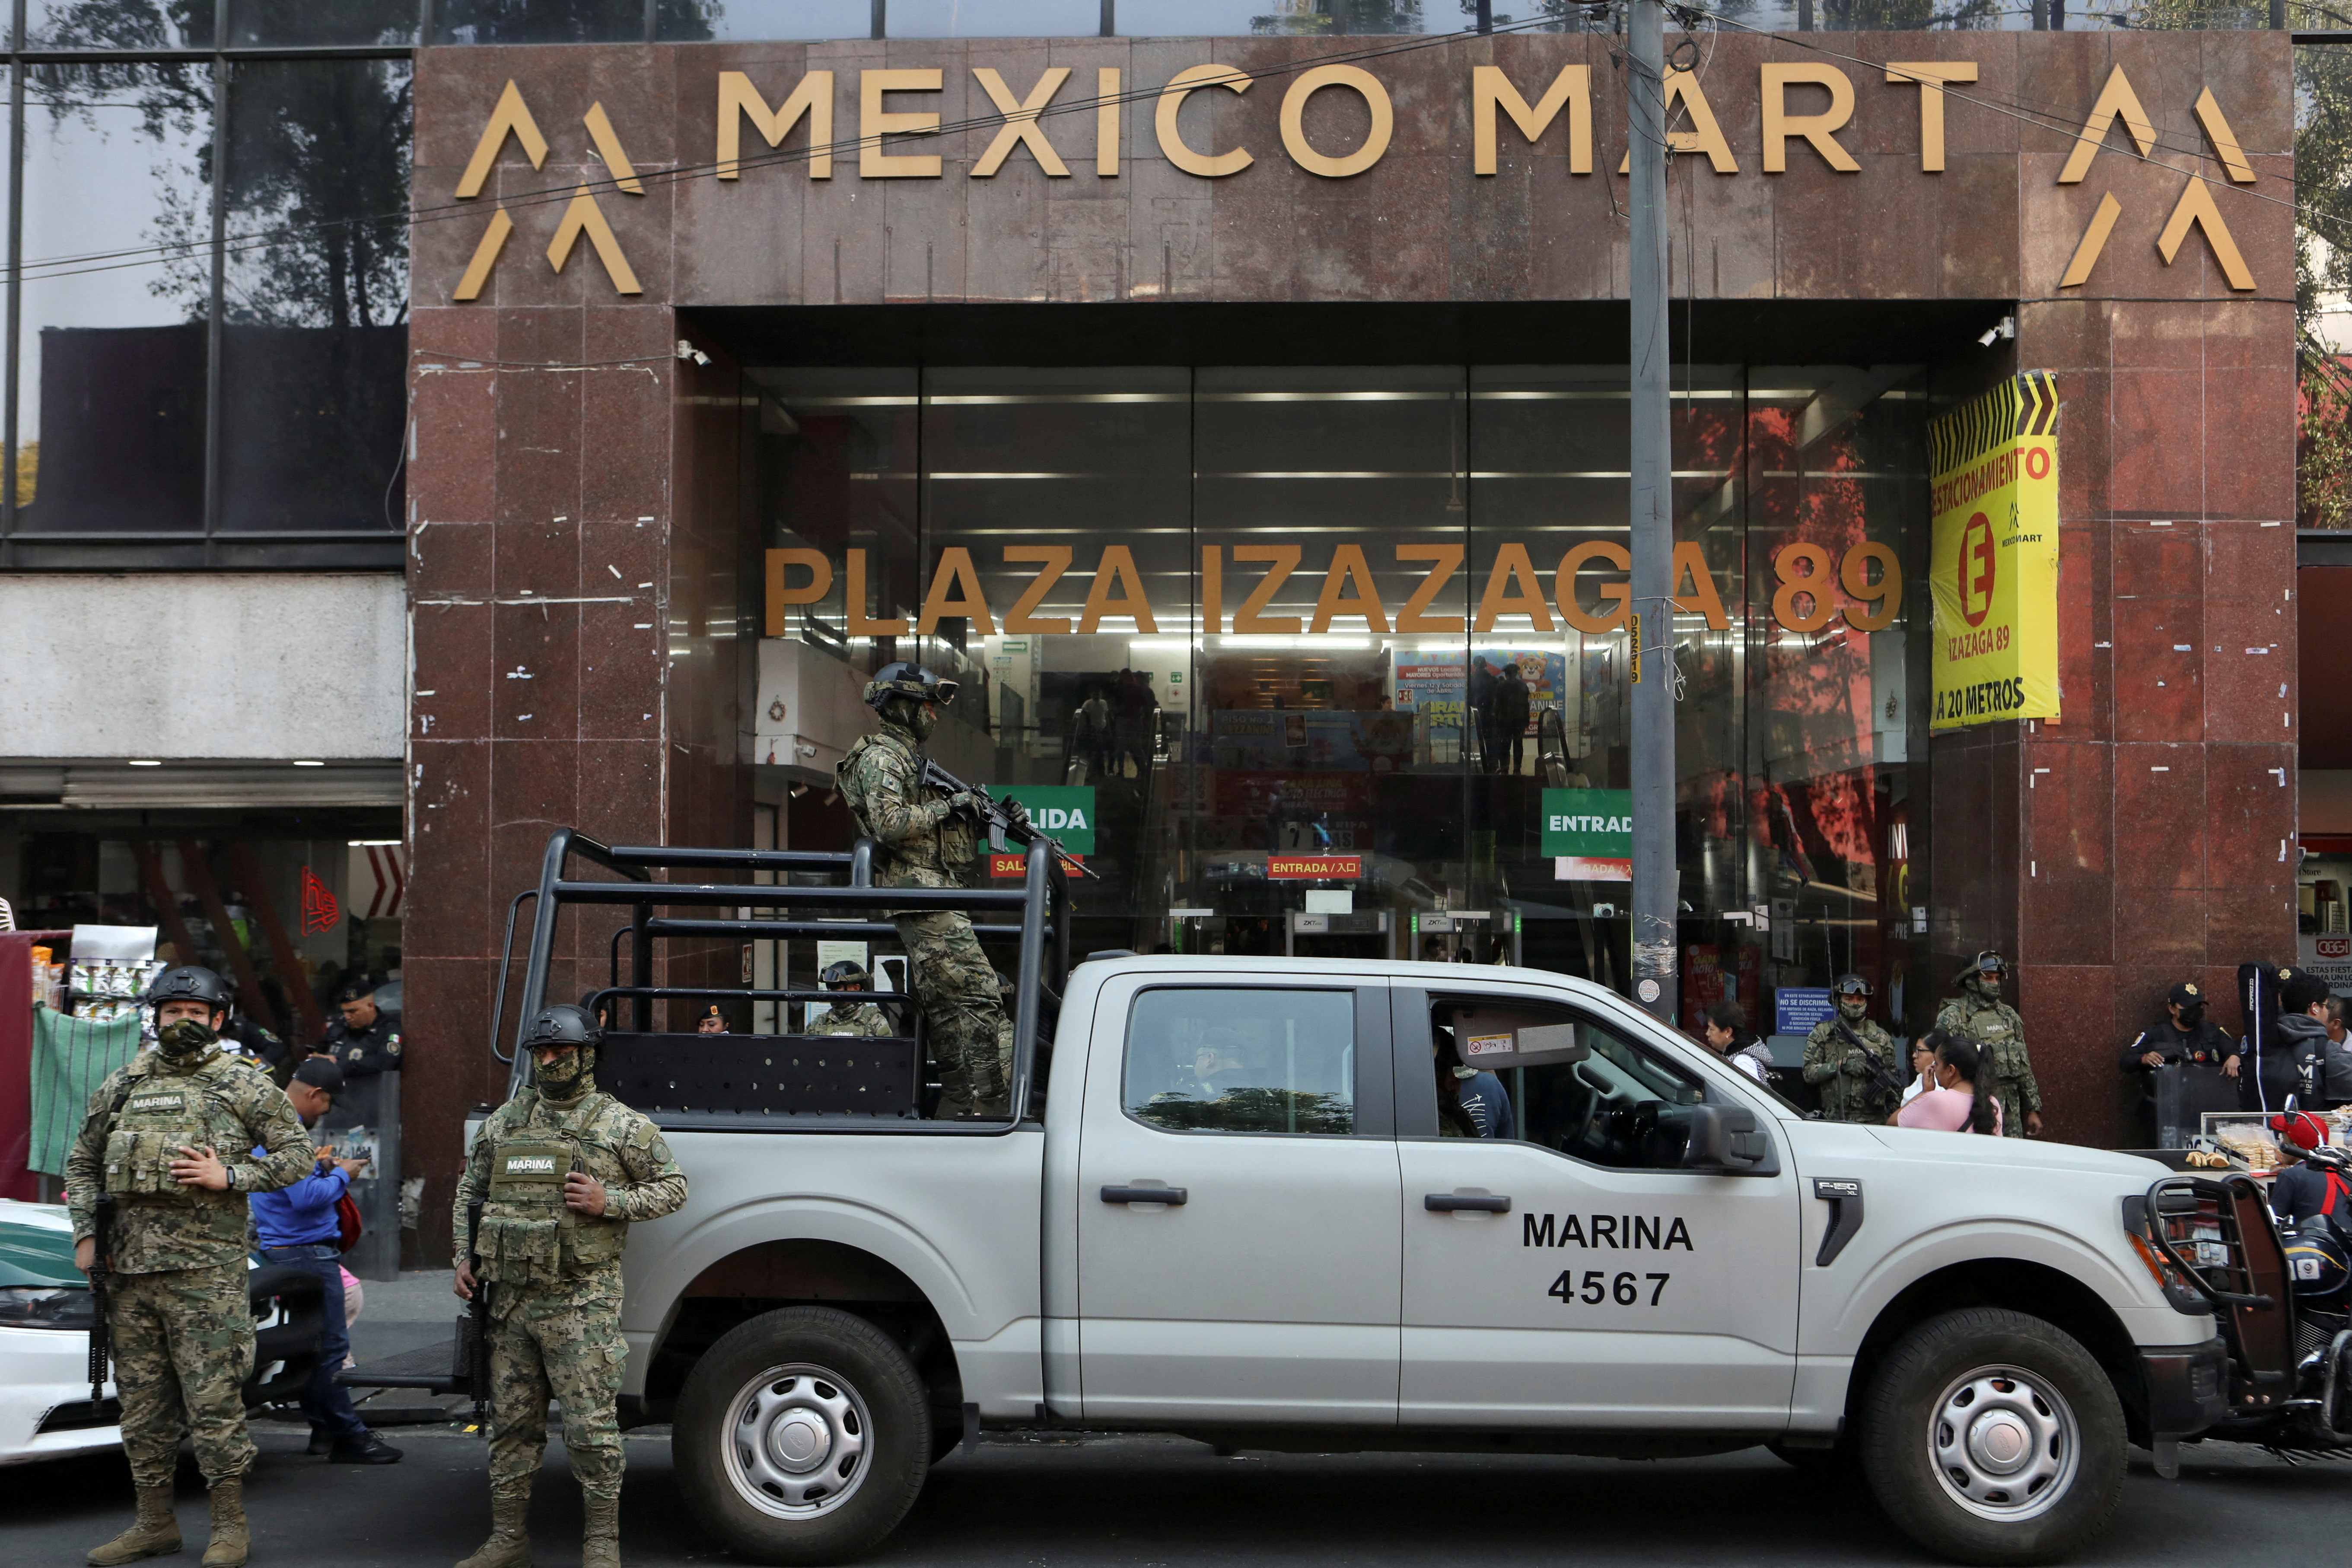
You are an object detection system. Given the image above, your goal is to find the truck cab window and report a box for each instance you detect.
[1429,998,1707,1171]
[1123,988,1356,1135]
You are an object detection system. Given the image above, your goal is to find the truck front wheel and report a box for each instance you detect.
[1859,1307,2125,1567]
[675,1306,933,1565]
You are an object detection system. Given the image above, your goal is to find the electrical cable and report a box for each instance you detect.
[4,13,1595,287]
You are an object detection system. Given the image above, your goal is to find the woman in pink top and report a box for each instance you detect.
[1892,1030,2003,1135]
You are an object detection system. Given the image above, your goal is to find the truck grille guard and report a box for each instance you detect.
[2130,1174,2301,1412]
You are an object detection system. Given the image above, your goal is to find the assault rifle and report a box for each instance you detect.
[461,1199,490,1427]
[919,758,1099,878]
[1836,1020,1910,1111]
[86,1194,115,1406]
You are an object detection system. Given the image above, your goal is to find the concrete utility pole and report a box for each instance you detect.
[1626,0,1677,1022]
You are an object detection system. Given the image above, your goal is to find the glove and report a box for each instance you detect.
[945,791,983,816]
[1004,799,1031,830]
[1843,1049,1871,1075]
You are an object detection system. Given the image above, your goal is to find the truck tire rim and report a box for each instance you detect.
[1929,1364,2079,1523]
[721,1362,872,1518]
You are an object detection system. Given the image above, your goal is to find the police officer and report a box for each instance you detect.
[68,966,314,1568]
[805,960,894,1037]
[838,663,1022,1118]
[1801,974,1901,1123]
[2121,980,2240,1144]
[1938,951,2044,1138]
[452,1004,687,1568]
[313,981,401,1077]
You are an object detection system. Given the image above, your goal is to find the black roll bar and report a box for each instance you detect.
[506,827,1071,1125]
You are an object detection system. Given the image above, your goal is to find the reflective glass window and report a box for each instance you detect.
[1123,987,1356,1134]
[227,0,420,47]
[888,0,1099,35]
[661,0,870,39]
[16,63,213,535]
[218,59,412,534]
[756,369,920,661]
[433,0,646,45]
[1117,0,1438,34]
[26,0,217,49]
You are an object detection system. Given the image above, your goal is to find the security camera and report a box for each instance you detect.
[1977,315,2016,348]
[674,339,713,367]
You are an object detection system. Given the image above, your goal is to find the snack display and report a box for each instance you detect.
[68,957,164,1025]
[2216,1124,2284,1170]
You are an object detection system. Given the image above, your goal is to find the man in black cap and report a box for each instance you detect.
[2262,969,2335,1112]
[312,981,402,1078]
[2120,980,2240,1145]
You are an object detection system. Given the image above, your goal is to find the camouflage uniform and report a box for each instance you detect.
[1938,991,2042,1139]
[454,1080,687,1508]
[66,1046,312,1490]
[838,719,1007,1113]
[1801,1015,1902,1123]
[806,997,894,1037]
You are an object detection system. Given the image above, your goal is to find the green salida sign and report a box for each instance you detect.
[995,785,1096,854]
[1541,789,1632,861]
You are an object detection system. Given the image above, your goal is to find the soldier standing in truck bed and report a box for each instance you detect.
[837,662,1023,1118]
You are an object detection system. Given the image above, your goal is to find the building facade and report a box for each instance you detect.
[0,9,2315,1246]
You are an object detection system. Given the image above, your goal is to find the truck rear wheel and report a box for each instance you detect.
[1859,1307,2125,1566]
[675,1306,933,1565]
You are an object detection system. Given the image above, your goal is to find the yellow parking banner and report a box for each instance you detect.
[1928,372,2061,728]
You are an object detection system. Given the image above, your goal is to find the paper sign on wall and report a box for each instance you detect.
[1928,372,2061,728]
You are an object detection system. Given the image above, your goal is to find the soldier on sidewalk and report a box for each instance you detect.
[1938,951,2045,1139]
[838,662,1024,1118]
[68,965,315,1568]
[452,1005,687,1568]
[1801,974,1901,1124]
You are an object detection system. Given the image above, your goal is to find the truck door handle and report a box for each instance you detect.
[1101,1185,1187,1205]
[1424,1193,1512,1213]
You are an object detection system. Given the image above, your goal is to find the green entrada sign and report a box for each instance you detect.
[995,785,1096,854]
[1541,789,1632,859]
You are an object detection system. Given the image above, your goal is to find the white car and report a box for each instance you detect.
[0,1199,118,1465]
[0,1198,330,1466]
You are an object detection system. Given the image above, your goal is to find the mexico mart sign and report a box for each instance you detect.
[1927,373,2060,728]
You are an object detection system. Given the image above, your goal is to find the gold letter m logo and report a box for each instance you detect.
[452,81,644,301]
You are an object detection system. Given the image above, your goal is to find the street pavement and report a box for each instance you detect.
[7,1271,2347,1565]
[5,1423,2349,1566]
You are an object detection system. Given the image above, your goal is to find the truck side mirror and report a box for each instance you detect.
[1681,1103,1770,1174]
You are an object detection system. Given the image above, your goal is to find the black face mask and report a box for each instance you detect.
[2178,1004,2206,1029]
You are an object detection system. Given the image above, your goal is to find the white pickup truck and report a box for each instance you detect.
[454,832,2341,1568]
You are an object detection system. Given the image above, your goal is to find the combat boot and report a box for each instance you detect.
[581,1495,621,1568]
[455,1490,535,1568]
[199,1477,248,1568]
[86,1485,180,1565]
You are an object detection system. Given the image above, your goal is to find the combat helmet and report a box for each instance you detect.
[1833,973,1873,998]
[146,965,232,1011]
[522,1002,604,1053]
[1956,950,2007,985]
[820,960,872,990]
[863,662,958,712]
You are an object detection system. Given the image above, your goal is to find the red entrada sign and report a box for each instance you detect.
[1267,855,1362,881]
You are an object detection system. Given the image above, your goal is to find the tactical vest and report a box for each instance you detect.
[839,733,975,878]
[101,1063,240,1209]
[475,1098,631,1285]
